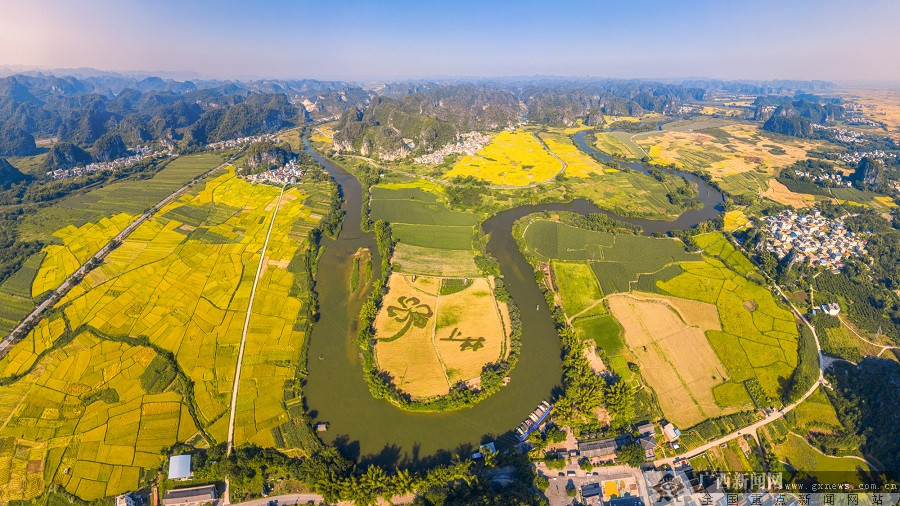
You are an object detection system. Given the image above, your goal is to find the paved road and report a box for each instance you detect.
[226,184,286,455]
[229,493,324,506]
[651,237,827,468]
[0,160,230,356]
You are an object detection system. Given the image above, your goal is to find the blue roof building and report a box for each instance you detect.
[167,454,192,480]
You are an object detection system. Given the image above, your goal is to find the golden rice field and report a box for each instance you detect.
[30,213,136,297]
[374,274,508,398]
[636,123,824,190]
[538,131,610,178]
[606,292,745,427]
[0,332,196,502]
[445,129,562,186]
[761,179,816,207]
[722,210,750,232]
[0,169,332,501]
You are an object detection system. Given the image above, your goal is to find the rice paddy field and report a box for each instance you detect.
[633,122,826,196]
[0,169,332,501]
[538,131,609,178]
[606,292,748,427]
[775,433,868,473]
[0,331,196,502]
[655,233,800,402]
[519,219,801,429]
[370,185,480,277]
[591,131,647,159]
[373,273,509,398]
[30,213,136,297]
[521,219,699,293]
[445,129,563,186]
[0,153,225,337]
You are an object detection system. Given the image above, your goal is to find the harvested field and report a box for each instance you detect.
[606,292,745,427]
[374,274,508,398]
[761,179,816,207]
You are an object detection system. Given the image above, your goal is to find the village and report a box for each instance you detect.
[413,130,491,164]
[45,146,167,180]
[207,133,277,150]
[763,210,867,270]
[243,157,305,185]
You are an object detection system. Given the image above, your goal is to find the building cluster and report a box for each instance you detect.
[413,131,490,165]
[837,149,896,166]
[764,210,867,269]
[577,422,661,461]
[813,124,862,144]
[788,169,851,187]
[46,146,164,180]
[207,133,276,150]
[244,158,305,184]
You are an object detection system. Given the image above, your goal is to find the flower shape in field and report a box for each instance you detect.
[381,296,433,342]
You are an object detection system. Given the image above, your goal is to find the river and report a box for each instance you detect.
[302,138,724,466]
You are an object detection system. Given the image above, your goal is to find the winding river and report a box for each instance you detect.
[302,137,724,466]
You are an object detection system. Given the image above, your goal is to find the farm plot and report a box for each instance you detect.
[0,153,225,337]
[521,219,698,293]
[551,261,603,318]
[31,213,136,297]
[538,131,608,178]
[374,274,508,399]
[635,123,825,195]
[592,131,646,159]
[656,251,800,402]
[370,186,481,276]
[445,129,562,186]
[0,331,195,503]
[606,293,749,427]
[48,170,326,446]
[232,184,331,448]
[774,433,868,473]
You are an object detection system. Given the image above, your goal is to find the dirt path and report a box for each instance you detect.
[0,161,231,356]
[225,184,285,455]
[837,314,898,357]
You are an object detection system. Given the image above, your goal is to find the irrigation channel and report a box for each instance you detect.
[302,137,724,465]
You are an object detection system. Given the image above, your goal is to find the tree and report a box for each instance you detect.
[604,380,635,429]
[578,457,593,471]
[535,474,550,491]
[545,426,567,444]
[616,443,645,468]
[544,456,566,470]
[566,483,578,497]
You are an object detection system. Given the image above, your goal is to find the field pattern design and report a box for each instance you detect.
[374,274,508,398]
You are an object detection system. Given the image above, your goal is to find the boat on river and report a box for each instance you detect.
[515,401,552,441]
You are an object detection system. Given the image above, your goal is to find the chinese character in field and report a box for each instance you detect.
[440,327,486,351]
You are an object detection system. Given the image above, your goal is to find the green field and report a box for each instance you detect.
[552,261,603,317]
[656,233,800,401]
[775,433,868,473]
[522,219,698,293]
[592,131,646,159]
[370,185,481,276]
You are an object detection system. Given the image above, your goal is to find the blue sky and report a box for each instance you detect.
[1,0,898,81]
